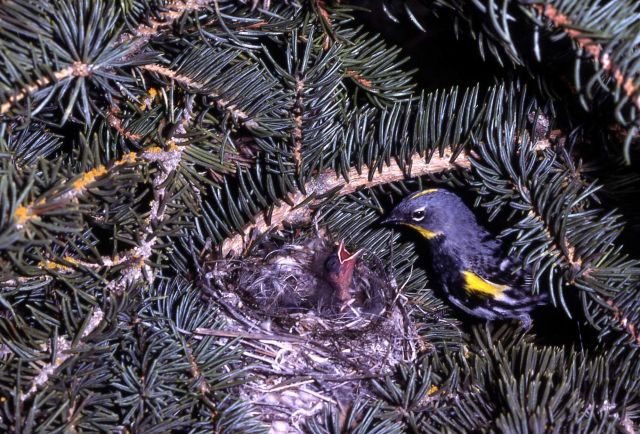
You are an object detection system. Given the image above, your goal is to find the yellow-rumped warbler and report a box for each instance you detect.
[383,188,547,327]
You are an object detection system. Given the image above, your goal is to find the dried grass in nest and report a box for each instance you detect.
[198,236,420,432]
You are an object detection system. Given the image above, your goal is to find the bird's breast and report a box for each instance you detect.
[428,240,464,281]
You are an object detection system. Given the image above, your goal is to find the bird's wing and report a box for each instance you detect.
[463,258,548,310]
[467,251,528,285]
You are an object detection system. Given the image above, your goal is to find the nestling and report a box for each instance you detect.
[383,188,548,328]
[323,241,360,303]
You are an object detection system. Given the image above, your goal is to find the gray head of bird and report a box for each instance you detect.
[382,188,483,241]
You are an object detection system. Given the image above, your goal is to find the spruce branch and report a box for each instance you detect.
[0,0,157,124]
[103,105,194,293]
[0,123,63,166]
[106,105,143,141]
[263,25,346,184]
[0,0,205,115]
[0,65,83,115]
[112,279,257,432]
[338,27,415,106]
[292,77,304,175]
[312,0,336,45]
[120,0,221,47]
[12,153,138,229]
[471,93,640,340]
[20,308,104,403]
[221,149,473,256]
[7,136,183,291]
[140,44,292,136]
[5,93,250,294]
[521,0,640,161]
[140,64,261,130]
[530,2,640,114]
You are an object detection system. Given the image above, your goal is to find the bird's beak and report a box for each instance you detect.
[337,240,361,264]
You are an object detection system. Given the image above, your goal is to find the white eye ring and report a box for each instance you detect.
[412,209,425,222]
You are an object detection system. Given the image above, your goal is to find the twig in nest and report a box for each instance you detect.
[194,327,306,343]
[258,379,316,393]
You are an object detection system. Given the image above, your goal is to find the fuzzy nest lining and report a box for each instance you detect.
[201,236,419,432]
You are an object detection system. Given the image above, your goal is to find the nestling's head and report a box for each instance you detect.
[382,188,478,240]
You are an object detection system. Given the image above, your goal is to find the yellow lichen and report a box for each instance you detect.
[72,166,108,190]
[144,146,163,154]
[63,255,78,265]
[14,205,33,226]
[116,152,138,165]
[138,87,160,110]
[39,260,65,271]
[39,256,78,272]
[428,385,439,396]
[166,140,180,152]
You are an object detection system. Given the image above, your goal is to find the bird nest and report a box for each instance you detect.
[199,235,419,432]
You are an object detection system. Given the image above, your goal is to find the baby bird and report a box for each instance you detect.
[383,188,548,328]
[323,241,360,303]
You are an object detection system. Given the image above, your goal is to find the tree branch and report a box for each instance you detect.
[21,309,104,402]
[532,3,640,114]
[221,148,472,256]
[0,66,76,115]
[1,0,218,115]
[140,64,260,129]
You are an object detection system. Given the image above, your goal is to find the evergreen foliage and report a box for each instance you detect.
[0,0,639,432]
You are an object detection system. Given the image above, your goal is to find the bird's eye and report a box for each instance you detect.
[411,210,425,221]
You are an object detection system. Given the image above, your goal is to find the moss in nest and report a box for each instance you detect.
[200,235,420,432]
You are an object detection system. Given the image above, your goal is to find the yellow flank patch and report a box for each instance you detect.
[403,223,441,240]
[411,188,438,199]
[462,271,508,298]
